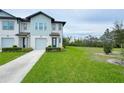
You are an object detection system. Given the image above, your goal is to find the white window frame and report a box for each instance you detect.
[39,23,43,30]
[23,23,27,30]
[52,24,56,31]
[2,21,14,30]
[58,24,62,30]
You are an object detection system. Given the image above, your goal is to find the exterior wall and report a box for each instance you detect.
[18,37,30,48]
[52,23,63,47]
[29,14,53,49]
[0,19,19,48]
[0,35,19,48]
[52,23,63,32]
[20,22,30,32]
[30,14,52,36]
[0,19,19,35]
[0,12,65,49]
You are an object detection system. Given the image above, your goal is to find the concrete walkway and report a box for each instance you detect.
[0,50,45,83]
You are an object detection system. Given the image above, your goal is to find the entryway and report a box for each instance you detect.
[19,37,29,48]
[52,37,57,47]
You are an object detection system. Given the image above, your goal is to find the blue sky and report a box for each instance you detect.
[4,9,124,38]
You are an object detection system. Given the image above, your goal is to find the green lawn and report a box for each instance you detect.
[0,52,25,65]
[22,46,124,83]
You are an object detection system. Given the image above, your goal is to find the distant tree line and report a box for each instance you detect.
[63,21,124,49]
[63,35,103,48]
[63,36,102,48]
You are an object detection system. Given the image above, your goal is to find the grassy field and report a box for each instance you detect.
[0,52,25,65]
[22,46,124,83]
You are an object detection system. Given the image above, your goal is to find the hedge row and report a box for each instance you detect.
[2,47,33,52]
[22,48,33,52]
[46,47,63,52]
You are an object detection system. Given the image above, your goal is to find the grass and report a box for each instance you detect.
[0,52,25,65]
[22,46,124,83]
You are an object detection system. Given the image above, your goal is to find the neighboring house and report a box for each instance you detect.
[0,9,66,50]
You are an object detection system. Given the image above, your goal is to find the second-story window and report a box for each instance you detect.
[23,23,27,30]
[35,23,38,30]
[44,23,47,31]
[58,24,62,30]
[52,24,56,31]
[35,22,47,31]
[2,21,14,30]
[39,23,43,30]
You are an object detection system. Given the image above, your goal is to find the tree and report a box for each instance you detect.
[83,35,102,47]
[63,37,71,48]
[101,28,113,54]
[100,28,113,42]
[113,21,124,49]
[112,21,124,61]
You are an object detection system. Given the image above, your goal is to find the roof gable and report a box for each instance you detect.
[0,9,16,18]
[0,10,66,26]
[26,11,54,21]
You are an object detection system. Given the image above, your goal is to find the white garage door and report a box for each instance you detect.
[35,38,47,50]
[2,38,14,48]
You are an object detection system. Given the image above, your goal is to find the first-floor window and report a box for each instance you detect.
[2,21,14,30]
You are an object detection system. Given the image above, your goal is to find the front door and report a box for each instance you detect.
[22,37,25,48]
[52,37,57,47]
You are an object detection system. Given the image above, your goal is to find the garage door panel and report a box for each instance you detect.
[2,38,14,48]
[35,38,47,50]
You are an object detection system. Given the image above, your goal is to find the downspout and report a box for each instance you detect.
[17,19,21,47]
[19,20,21,33]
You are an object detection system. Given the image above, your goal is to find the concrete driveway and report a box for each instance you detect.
[0,50,45,83]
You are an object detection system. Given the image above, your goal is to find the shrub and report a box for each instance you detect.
[103,43,112,54]
[2,47,33,52]
[46,47,62,52]
[48,45,52,48]
[13,45,17,48]
[22,48,33,52]
[2,47,22,52]
[63,44,66,48]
